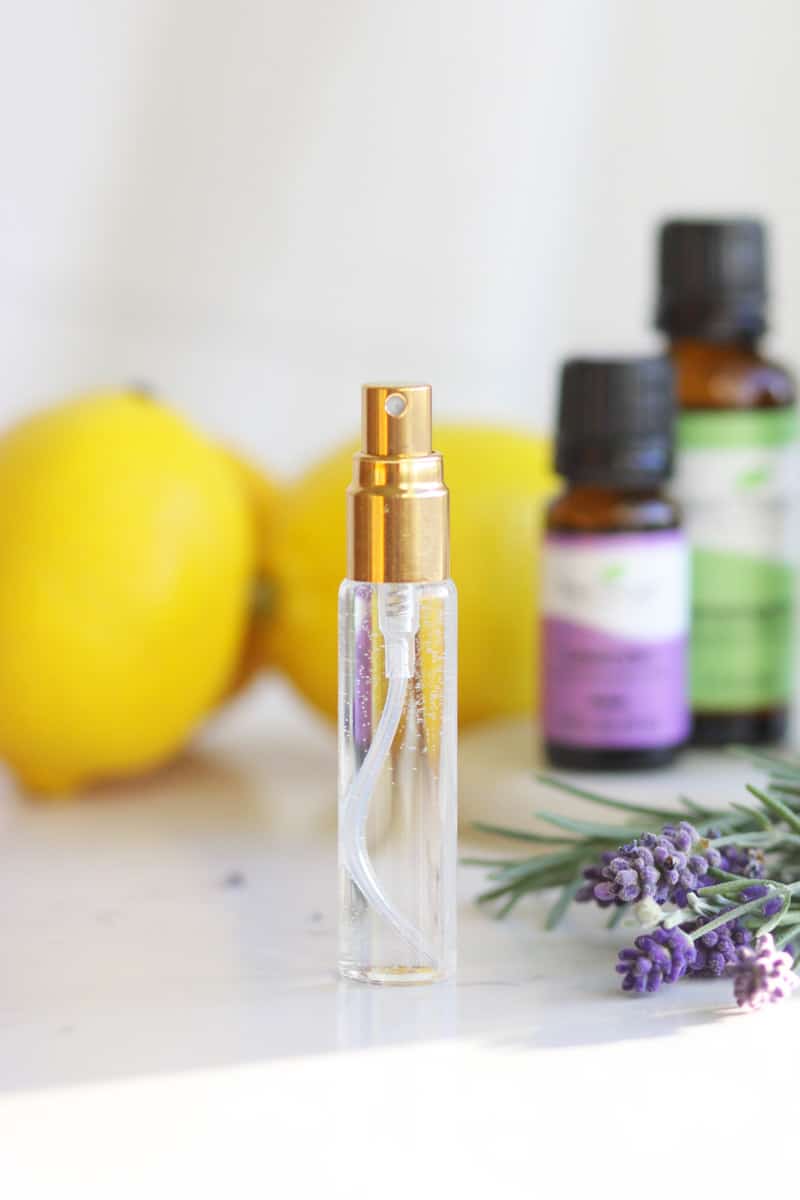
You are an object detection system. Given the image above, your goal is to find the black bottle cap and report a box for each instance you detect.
[555,357,676,486]
[656,219,767,339]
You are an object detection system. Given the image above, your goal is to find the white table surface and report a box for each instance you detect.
[0,677,794,1195]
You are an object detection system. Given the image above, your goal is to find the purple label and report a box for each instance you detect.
[543,619,689,748]
[542,532,689,749]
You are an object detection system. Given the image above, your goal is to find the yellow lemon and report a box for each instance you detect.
[0,391,254,793]
[218,446,283,693]
[267,426,555,724]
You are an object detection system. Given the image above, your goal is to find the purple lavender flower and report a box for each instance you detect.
[616,927,696,994]
[717,842,765,879]
[582,821,720,908]
[732,934,800,1012]
[575,851,616,906]
[578,821,763,911]
[683,915,751,978]
[738,884,783,918]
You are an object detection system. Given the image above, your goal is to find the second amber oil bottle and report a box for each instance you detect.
[657,220,797,746]
[541,358,689,770]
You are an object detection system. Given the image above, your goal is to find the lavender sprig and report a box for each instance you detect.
[468,762,795,927]
[468,752,800,1011]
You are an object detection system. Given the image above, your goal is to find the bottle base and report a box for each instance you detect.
[690,710,788,747]
[338,963,452,986]
[544,742,682,771]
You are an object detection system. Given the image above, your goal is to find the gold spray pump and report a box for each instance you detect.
[338,384,457,984]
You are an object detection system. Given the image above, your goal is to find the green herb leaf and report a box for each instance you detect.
[472,821,580,846]
[536,773,680,820]
[729,801,769,830]
[536,811,634,840]
[746,784,800,836]
[545,879,584,930]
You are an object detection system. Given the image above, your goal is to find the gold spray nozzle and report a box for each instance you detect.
[347,383,449,583]
[362,384,433,457]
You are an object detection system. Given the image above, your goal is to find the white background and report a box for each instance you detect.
[1,0,799,475]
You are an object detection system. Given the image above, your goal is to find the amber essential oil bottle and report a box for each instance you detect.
[657,220,798,746]
[542,358,689,770]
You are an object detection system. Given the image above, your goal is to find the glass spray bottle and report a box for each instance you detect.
[338,384,457,984]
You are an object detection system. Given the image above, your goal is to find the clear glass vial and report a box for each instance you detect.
[338,385,457,985]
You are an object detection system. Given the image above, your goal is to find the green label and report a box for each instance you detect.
[676,408,798,712]
[690,550,794,710]
[679,408,798,450]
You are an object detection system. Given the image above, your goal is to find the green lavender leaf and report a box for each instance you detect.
[545,879,584,930]
[679,794,706,816]
[776,924,800,952]
[485,848,589,882]
[536,773,681,820]
[769,782,800,799]
[687,893,777,939]
[476,869,572,908]
[496,890,525,919]
[746,784,800,836]
[536,812,637,840]
[471,821,581,846]
[729,801,769,830]
[460,856,527,868]
[730,746,800,779]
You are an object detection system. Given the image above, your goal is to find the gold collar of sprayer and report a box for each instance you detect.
[347,384,450,583]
